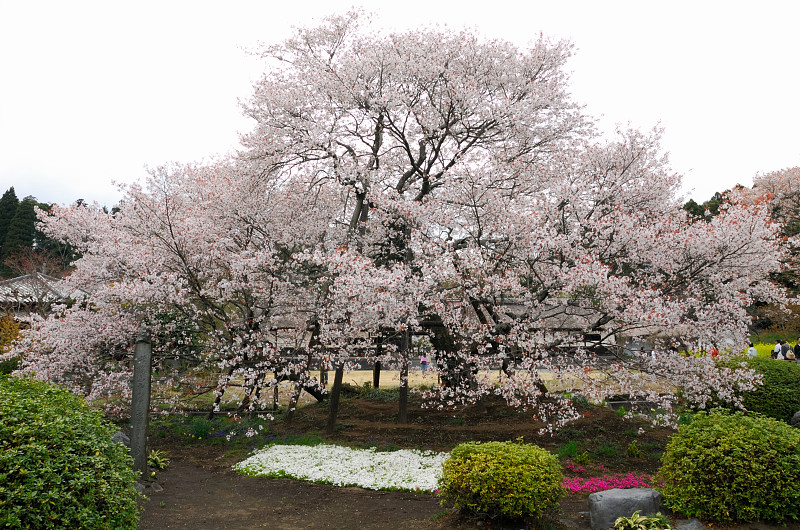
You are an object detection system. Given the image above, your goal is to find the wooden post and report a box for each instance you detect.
[372,360,381,389]
[320,361,328,389]
[130,326,152,478]
[372,335,383,389]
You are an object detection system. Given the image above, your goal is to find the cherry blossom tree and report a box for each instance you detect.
[750,167,800,239]
[237,9,595,424]
[391,126,786,426]
[6,12,790,428]
[7,160,342,415]
[235,12,788,426]
[741,166,800,332]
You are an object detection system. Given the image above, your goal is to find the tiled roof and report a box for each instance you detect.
[0,273,68,304]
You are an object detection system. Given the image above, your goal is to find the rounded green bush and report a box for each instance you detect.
[0,376,140,529]
[0,356,18,375]
[659,410,800,524]
[734,357,800,421]
[438,439,564,521]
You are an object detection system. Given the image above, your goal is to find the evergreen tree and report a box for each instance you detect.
[35,203,77,274]
[683,191,724,221]
[0,187,19,257]
[1,197,38,277]
[0,189,78,278]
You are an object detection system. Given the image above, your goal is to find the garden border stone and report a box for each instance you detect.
[588,488,663,529]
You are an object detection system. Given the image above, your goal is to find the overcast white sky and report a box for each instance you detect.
[1,0,798,207]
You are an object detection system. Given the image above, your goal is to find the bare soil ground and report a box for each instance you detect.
[137,388,791,530]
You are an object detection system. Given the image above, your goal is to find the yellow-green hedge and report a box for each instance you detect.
[0,376,140,528]
[438,439,564,521]
[660,410,800,524]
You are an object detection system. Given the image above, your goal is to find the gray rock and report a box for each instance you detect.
[588,488,663,529]
[790,411,800,427]
[675,519,705,530]
[112,431,131,447]
[148,482,163,493]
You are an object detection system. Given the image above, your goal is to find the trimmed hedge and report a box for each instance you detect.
[0,376,139,529]
[659,410,800,524]
[723,356,800,421]
[438,439,564,521]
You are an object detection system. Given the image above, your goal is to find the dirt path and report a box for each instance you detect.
[137,445,593,530]
[138,447,449,530]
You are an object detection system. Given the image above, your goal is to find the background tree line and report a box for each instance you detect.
[0,187,76,278]
[683,171,800,339]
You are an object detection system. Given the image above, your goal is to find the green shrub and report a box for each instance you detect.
[0,376,139,528]
[0,356,18,375]
[438,439,564,521]
[148,449,170,470]
[596,441,619,458]
[614,510,674,530]
[722,356,800,421]
[557,439,581,459]
[659,410,800,524]
[355,382,399,402]
[574,450,591,465]
[151,413,274,447]
[626,440,643,458]
[190,417,213,439]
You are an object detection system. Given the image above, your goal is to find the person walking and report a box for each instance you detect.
[788,340,798,361]
[773,340,782,359]
[781,340,792,360]
[747,343,758,358]
[420,353,428,375]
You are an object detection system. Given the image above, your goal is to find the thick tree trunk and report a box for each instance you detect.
[398,360,408,424]
[325,363,345,435]
[398,330,409,424]
[208,365,237,419]
[283,380,303,424]
[237,372,266,415]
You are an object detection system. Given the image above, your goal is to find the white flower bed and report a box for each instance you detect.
[234,444,449,492]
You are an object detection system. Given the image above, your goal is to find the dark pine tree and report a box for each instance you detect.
[0,187,20,258]
[683,192,724,221]
[1,197,38,277]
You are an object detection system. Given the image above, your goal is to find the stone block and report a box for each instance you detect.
[588,488,663,529]
[112,430,131,447]
[675,519,705,530]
